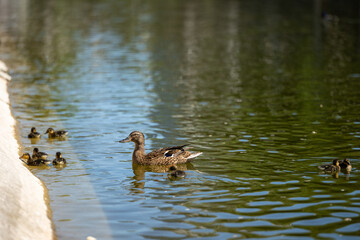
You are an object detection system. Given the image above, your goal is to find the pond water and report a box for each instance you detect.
[1,0,360,239]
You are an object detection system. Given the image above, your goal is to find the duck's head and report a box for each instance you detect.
[45,128,54,134]
[31,127,37,133]
[169,166,177,171]
[343,158,351,165]
[119,131,145,144]
[20,153,31,161]
[332,159,340,166]
[56,152,62,158]
[33,148,39,154]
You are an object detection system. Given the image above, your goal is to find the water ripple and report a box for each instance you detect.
[292,217,342,226]
[253,227,310,236]
[259,212,315,220]
[337,223,360,233]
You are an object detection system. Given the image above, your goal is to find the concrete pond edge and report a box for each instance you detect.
[0,60,54,240]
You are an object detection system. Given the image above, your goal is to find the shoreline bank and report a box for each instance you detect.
[0,60,54,240]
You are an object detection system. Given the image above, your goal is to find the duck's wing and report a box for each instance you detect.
[167,145,202,160]
[35,152,48,160]
[319,164,339,173]
[146,145,188,158]
[53,158,66,165]
[318,164,331,171]
[144,145,187,164]
[41,159,51,165]
[165,145,189,151]
[56,130,68,136]
[145,145,202,165]
[164,145,188,157]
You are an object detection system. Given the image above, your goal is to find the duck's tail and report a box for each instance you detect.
[187,152,202,160]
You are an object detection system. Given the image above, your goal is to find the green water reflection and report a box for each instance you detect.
[1,0,360,239]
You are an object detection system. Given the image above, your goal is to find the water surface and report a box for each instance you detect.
[1,0,360,239]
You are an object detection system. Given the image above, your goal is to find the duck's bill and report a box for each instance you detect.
[119,137,130,143]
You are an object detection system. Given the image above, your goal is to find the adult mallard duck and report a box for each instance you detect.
[53,152,67,165]
[339,158,351,172]
[32,148,48,160]
[318,159,341,173]
[45,128,68,138]
[168,166,186,178]
[28,127,41,138]
[119,131,202,165]
[20,153,51,166]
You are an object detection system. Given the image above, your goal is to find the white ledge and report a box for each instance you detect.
[0,60,54,240]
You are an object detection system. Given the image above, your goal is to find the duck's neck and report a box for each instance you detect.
[133,142,146,164]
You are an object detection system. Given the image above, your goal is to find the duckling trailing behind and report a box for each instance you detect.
[20,153,51,166]
[45,128,68,138]
[28,127,41,138]
[119,131,202,165]
[318,159,341,173]
[53,152,67,165]
[168,166,186,178]
[339,158,351,172]
[32,148,48,160]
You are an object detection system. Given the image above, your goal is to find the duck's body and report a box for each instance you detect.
[119,131,202,165]
[32,148,48,160]
[339,158,351,172]
[53,152,66,165]
[318,159,341,173]
[28,127,41,138]
[45,128,68,138]
[168,166,186,178]
[20,153,51,166]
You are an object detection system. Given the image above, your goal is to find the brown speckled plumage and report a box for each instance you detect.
[318,159,341,173]
[28,127,41,138]
[339,158,351,172]
[119,131,202,165]
[32,148,48,160]
[20,153,51,166]
[45,128,68,138]
[53,152,67,165]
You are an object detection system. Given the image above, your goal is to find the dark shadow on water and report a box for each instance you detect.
[131,162,195,191]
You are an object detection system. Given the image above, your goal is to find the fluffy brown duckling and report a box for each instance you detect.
[32,148,48,160]
[45,128,68,138]
[318,159,341,173]
[339,158,351,172]
[20,153,51,166]
[168,166,186,178]
[53,152,67,165]
[28,127,41,138]
[119,131,202,165]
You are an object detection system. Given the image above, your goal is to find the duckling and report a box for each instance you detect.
[53,152,67,165]
[318,159,341,173]
[119,131,202,165]
[339,158,352,172]
[28,127,41,138]
[168,166,186,178]
[20,153,51,166]
[32,148,48,160]
[45,128,68,138]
